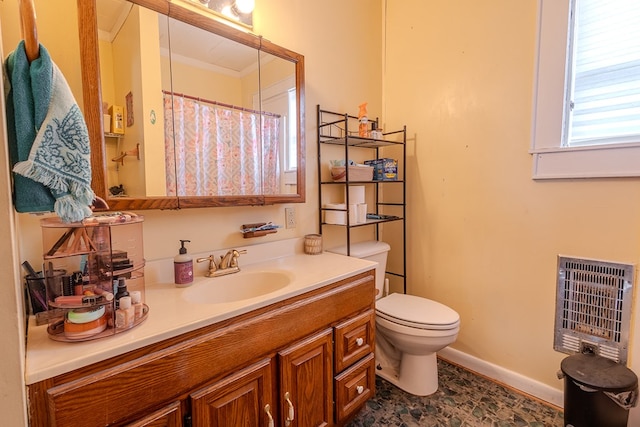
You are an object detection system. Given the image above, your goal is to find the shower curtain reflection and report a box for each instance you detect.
[164,93,281,196]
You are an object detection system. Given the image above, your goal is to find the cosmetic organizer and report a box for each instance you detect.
[40,214,147,342]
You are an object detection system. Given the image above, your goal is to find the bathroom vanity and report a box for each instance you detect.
[26,242,376,426]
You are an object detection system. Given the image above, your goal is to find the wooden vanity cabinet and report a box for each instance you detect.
[188,328,333,427]
[279,328,334,426]
[189,358,275,426]
[28,270,376,427]
[125,401,183,427]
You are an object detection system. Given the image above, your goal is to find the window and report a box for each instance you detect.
[257,76,297,171]
[531,0,640,179]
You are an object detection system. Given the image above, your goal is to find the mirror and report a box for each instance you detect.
[78,0,305,210]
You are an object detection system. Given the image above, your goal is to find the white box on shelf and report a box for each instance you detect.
[324,203,347,225]
[346,186,365,204]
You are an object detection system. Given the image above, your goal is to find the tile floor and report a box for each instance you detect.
[347,358,564,427]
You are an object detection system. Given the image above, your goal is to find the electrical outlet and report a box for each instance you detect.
[285,207,296,229]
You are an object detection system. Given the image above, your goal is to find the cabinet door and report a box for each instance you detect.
[279,328,333,427]
[190,358,276,427]
[125,401,183,427]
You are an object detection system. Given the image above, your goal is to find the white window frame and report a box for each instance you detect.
[530,0,640,179]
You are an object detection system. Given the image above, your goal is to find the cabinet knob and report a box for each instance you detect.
[356,385,364,394]
[284,391,295,426]
[356,337,364,346]
[264,404,274,427]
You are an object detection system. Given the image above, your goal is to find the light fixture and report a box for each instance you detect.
[220,4,236,19]
[234,0,255,14]
[190,0,254,28]
[221,0,253,21]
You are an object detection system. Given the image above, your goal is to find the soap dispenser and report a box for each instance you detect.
[174,239,194,287]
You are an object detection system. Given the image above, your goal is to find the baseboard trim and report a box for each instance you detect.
[438,347,564,409]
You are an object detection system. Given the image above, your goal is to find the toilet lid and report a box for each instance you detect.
[376,293,460,330]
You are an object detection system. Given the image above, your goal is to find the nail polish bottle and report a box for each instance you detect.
[130,290,143,320]
[115,296,134,329]
[114,277,129,309]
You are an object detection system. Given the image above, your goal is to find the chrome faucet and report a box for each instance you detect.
[196,249,247,277]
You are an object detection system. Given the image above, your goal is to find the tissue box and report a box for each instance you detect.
[365,158,398,181]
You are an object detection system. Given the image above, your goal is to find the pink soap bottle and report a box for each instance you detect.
[174,239,194,287]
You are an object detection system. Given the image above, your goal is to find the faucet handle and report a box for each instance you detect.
[229,249,247,268]
[196,255,218,277]
[221,249,247,269]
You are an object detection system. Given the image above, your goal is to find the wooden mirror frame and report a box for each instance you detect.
[78,0,305,210]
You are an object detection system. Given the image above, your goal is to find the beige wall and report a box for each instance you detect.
[385,0,640,418]
[138,6,166,196]
[169,59,246,106]
[112,5,147,196]
[0,17,28,427]
[102,6,166,197]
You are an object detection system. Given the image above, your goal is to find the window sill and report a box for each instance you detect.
[531,143,640,179]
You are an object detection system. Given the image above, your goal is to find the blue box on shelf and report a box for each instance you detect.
[364,158,398,181]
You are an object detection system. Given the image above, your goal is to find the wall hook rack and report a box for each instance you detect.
[19,0,39,63]
[111,143,140,165]
[241,222,279,238]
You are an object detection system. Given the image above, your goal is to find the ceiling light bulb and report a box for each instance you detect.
[235,0,255,14]
[221,5,237,19]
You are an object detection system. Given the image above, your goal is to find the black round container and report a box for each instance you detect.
[561,353,638,427]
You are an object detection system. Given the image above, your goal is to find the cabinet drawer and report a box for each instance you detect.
[334,309,374,372]
[334,353,375,423]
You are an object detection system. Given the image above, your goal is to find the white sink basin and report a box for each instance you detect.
[182,270,292,304]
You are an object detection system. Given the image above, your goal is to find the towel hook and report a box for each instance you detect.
[19,0,39,62]
[111,143,140,166]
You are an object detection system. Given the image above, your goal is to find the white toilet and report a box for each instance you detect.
[328,241,460,396]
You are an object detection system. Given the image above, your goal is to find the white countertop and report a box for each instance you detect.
[25,238,376,384]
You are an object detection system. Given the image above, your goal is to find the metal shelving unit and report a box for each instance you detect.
[317,105,407,293]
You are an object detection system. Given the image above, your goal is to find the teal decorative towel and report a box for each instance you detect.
[6,41,94,222]
[5,40,56,212]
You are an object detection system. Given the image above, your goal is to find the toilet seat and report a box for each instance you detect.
[376,293,460,330]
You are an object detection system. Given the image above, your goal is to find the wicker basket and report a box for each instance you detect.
[330,165,374,182]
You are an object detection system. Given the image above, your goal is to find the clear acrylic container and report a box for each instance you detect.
[40,214,147,342]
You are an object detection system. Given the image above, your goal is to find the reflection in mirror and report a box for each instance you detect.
[203,0,254,28]
[97,0,171,198]
[259,52,297,195]
[163,15,264,197]
[82,0,305,210]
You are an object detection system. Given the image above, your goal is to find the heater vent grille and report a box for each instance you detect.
[554,256,634,364]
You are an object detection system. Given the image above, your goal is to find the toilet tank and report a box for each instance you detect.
[326,241,390,296]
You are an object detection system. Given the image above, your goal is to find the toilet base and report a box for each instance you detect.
[375,352,439,396]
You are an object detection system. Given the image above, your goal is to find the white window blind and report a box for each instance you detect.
[565,0,640,147]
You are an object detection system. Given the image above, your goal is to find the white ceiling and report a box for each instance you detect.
[96,0,258,76]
